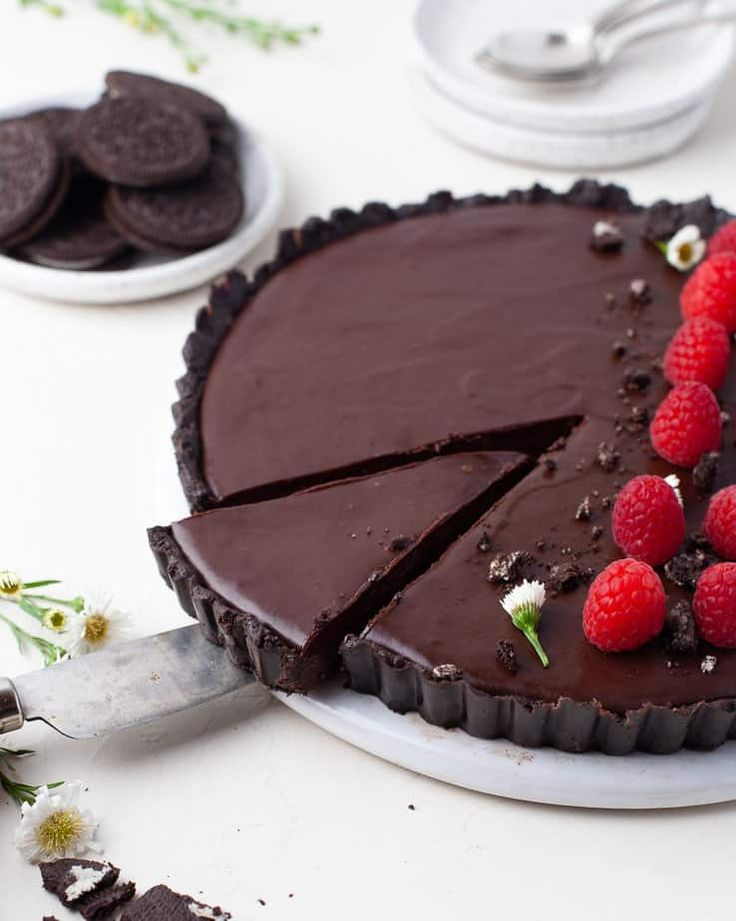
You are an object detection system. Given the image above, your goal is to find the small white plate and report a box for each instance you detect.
[414,0,735,134]
[0,90,284,305]
[155,438,736,810]
[411,68,716,170]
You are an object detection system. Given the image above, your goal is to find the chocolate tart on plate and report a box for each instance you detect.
[152,180,736,753]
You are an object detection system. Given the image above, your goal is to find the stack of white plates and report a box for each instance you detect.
[412,0,735,169]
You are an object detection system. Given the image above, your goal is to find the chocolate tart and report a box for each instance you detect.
[150,452,530,691]
[158,180,736,753]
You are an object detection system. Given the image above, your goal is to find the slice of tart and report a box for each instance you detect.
[150,452,530,691]
[342,418,736,755]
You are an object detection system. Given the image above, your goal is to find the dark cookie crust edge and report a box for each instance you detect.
[340,634,736,755]
[172,180,730,512]
[148,525,302,688]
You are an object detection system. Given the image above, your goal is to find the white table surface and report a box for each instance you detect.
[1,2,736,918]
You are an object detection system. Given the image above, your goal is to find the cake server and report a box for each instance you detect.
[0,623,253,739]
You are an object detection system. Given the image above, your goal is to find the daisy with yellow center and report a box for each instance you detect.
[665,225,706,272]
[0,570,23,598]
[66,592,130,656]
[14,782,100,863]
[42,608,69,633]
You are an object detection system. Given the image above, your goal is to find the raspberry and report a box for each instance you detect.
[663,316,730,391]
[612,475,685,566]
[693,562,736,647]
[680,252,736,333]
[703,485,736,560]
[583,559,666,652]
[650,381,722,467]
[708,220,736,258]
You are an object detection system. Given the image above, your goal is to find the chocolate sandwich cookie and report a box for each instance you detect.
[105,70,229,129]
[0,118,69,248]
[76,96,210,187]
[18,176,129,269]
[40,857,120,908]
[121,884,231,920]
[27,107,82,160]
[105,159,244,252]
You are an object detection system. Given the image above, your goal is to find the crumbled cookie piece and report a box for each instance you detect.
[549,562,592,593]
[701,655,717,675]
[40,859,120,909]
[487,551,527,584]
[622,368,651,392]
[431,663,463,681]
[496,639,519,674]
[591,220,624,253]
[629,278,652,306]
[476,531,492,553]
[121,885,232,921]
[611,340,627,359]
[543,458,558,472]
[575,496,592,521]
[388,534,412,552]
[664,600,699,655]
[80,881,136,920]
[596,442,621,472]
[692,451,720,494]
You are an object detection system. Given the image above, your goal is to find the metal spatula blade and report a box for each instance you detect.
[0,624,253,739]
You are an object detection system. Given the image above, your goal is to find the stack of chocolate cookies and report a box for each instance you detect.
[0,71,244,271]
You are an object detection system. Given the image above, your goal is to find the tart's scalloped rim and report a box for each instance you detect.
[148,524,301,688]
[339,634,736,755]
[172,178,730,512]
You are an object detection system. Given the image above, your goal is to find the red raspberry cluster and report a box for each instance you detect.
[650,222,734,468]
[584,223,736,655]
[587,484,736,653]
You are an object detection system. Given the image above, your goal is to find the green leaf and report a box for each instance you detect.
[23,580,62,589]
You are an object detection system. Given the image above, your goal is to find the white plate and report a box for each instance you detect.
[410,68,716,169]
[0,90,284,305]
[414,0,735,134]
[155,437,736,810]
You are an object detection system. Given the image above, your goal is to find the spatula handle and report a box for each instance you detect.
[0,678,23,734]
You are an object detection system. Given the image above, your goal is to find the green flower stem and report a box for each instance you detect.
[24,593,84,612]
[21,0,319,70]
[0,612,67,666]
[521,626,549,668]
[510,603,550,668]
[22,580,61,590]
[0,748,62,807]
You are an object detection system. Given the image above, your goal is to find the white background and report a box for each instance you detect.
[1,1,736,918]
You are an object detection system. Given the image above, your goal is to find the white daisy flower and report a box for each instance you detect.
[0,570,23,598]
[664,474,684,508]
[499,579,550,667]
[42,608,69,633]
[14,782,100,863]
[66,591,131,656]
[666,225,706,272]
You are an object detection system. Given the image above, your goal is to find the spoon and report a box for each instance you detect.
[476,0,734,83]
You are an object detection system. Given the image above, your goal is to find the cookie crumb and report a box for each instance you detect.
[701,655,717,675]
[575,496,592,521]
[622,368,651,392]
[431,663,462,681]
[496,639,519,674]
[611,340,627,359]
[388,535,412,552]
[629,278,652,306]
[692,451,720,494]
[476,531,492,553]
[591,220,624,253]
[407,804,416,811]
[596,442,621,472]
[664,600,699,655]
[487,551,527,584]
